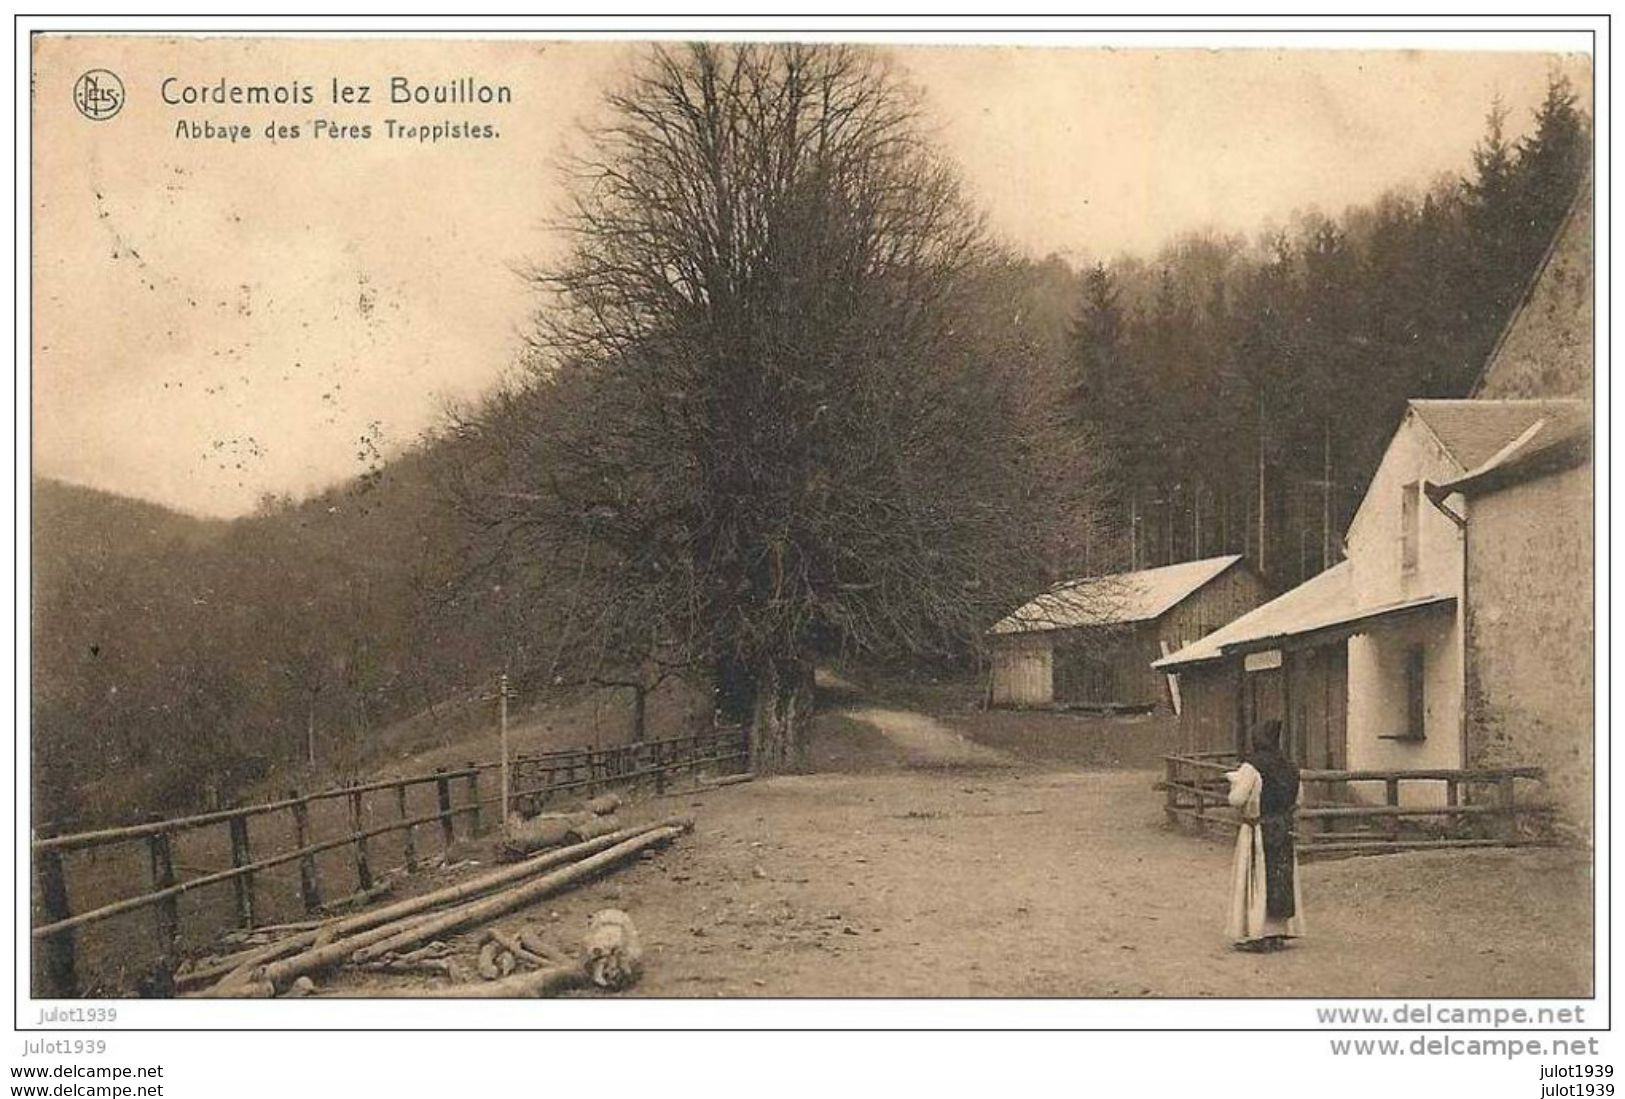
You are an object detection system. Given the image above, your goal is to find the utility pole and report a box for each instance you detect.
[1257,393,1268,578]
[1322,420,1333,570]
[498,672,511,837]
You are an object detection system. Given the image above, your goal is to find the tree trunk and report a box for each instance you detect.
[1165,486,1174,564]
[748,657,813,775]
[629,684,647,743]
[1129,491,1139,570]
[713,652,755,727]
[421,681,442,731]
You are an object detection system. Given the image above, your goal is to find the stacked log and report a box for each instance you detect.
[350,825,682,964]
[500,795,625,860]
[192,817,689,998]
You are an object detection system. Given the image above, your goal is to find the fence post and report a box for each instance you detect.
[36,846,76,997]
[1163,756,1177,825]
[435,769,455,849]
[227,813,254,929]
[288,790,322,914]
[396,784,417,873]
[1385,777,1401,841]
[1444,779,1459,840]
[146,818,179,991]
[465,762,482,837]
[1499,774,1519,843]
[348,790,372,892]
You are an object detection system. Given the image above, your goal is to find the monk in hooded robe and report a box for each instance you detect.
[1225,718,1306,951]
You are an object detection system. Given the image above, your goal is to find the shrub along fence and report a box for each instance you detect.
[30,728,748,997]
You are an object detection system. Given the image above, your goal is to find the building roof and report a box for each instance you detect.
[1409,399,1588,473]
[991,554,1244,635]
[1151,561,1454,669]
[1432,400,1590,498]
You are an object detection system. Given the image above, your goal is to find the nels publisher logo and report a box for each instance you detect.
[72,69,124,121]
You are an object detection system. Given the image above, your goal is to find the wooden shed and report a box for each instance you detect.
[988,555,1266,711]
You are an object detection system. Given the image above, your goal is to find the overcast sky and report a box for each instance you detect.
[32,38,1590,518]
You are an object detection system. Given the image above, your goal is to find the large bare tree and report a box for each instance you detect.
[453,43,1096,770]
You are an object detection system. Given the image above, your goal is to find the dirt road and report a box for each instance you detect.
[295,685,1594,1000]
[840,706,1010,768]
[328,762,1591,999]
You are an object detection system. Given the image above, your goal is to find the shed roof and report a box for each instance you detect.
[1151,562,1454,669]
[1409,399,1585,472]
[991,554,1244,635]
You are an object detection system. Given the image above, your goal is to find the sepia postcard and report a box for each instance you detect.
[23,24,1600,1045]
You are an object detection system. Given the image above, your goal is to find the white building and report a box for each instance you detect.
[1156,399,1585,808]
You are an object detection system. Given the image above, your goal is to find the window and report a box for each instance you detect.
[1404,644,1426,740]
[1400,481,1420,573]
[1378,644,1427,742]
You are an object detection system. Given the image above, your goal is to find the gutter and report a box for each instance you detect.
[1422,481,1467,529]
[1422,481,1470,770]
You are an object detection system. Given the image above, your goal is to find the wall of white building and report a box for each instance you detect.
[1346,612,1462,805]
[1344,410,1465,608]
[1341,410,1467,805]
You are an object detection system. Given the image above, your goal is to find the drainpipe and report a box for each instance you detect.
[1423,482,1469,769]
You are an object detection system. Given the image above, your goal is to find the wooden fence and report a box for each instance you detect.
[30,728,748,997]
[1159,752,1552,856]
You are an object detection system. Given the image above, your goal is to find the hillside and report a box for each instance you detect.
[28,447,678,832]
[31,478,226,600]
[30,459,484,828]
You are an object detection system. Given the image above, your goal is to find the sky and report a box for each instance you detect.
[31,38,1591,518]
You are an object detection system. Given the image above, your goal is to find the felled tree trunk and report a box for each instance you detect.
[748,657,813,775]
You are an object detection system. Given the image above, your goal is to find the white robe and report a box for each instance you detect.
[1224,762,1306,943]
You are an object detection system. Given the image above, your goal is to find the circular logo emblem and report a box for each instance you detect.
[73,70,124,121]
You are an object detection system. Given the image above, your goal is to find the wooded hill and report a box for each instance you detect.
[1066,76,1590,590]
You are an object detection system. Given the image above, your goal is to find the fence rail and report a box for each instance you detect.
[30,728,749,997]
[1158,752,1552,857]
